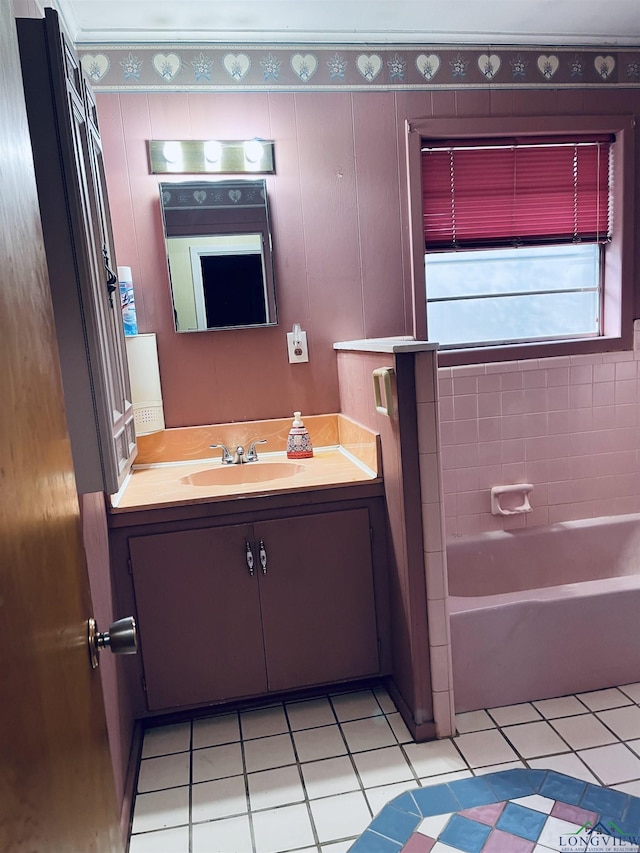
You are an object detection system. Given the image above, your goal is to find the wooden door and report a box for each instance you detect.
[255,509,380,692]
[129,524,267,711]
[0,3,123,850]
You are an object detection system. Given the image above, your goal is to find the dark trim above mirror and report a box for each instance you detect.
[159,179,278,332]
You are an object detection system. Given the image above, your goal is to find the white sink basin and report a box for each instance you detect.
[180,461,305,487]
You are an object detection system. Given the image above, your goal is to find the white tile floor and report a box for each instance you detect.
[128,682,640,853]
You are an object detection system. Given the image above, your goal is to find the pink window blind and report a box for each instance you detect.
[422,136,612,250]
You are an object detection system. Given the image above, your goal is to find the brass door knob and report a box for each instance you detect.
[88,616,137,669]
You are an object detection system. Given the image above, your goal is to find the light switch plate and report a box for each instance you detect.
[287,330,309,363]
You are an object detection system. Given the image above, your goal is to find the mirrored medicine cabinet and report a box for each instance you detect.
[159,179,277,332]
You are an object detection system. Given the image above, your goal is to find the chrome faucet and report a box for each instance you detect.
[210,439,267,464]
[246,438,267,462]
[210,443,234,464]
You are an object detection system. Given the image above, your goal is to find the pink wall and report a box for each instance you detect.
[97,87,640,538]
[336,348,438,739]
[97,87,640,429]
[439,322,640,537]
[97,91,408,427]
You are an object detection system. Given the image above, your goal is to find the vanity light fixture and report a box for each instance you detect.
[148,139,275,174]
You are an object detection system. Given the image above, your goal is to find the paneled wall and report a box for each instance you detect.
[97,91,408,427]
[335,346,450,738]
[97,87,640,429]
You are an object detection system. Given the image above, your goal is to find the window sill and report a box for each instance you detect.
[436,333,633,368]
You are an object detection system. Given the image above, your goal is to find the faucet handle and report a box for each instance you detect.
[246,438,267,461]
[210,443,233,464]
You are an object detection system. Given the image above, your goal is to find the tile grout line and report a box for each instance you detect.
[128,684,640,850]
[485,713,609,785]
[188,719,194,853]
[502,706,640,788]
[237,708,259,853]
[282,699,323,853]
[325,691,379,843]
[473,696,640,787]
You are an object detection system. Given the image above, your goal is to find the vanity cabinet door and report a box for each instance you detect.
[129,524,267,711]
[255,508,380,692]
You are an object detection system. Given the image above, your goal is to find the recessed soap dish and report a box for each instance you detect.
[490,484,534,516]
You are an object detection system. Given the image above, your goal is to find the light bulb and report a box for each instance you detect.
[162,141,182,163]
[244,139,264,164]
[204,140,222,164]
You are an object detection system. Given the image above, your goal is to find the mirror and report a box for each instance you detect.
[159,179,277,331]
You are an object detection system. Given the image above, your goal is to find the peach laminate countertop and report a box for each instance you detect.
[110,447,379,513]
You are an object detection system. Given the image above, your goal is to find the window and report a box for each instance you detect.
[426,243,601,346]
[407,115,634,365]
[422,135,611,349]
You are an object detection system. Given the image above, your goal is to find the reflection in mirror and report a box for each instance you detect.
[159,179,277,331]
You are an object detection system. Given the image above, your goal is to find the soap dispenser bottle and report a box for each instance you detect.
[286,412,313,459]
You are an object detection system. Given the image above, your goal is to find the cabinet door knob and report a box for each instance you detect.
[259,539,267,574]
[245,540,255,576]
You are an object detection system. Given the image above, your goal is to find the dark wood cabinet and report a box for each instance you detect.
[129,523,267,711]
[254,511,379,693]
[127,507,381,712]
[17,9,136,494]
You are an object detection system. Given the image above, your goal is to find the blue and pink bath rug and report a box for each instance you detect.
[348,768,640,852]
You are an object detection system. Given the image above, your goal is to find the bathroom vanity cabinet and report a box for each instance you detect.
[17,10,136,494]
[109,490,389,714]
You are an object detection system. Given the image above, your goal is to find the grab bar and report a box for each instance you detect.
[372,367,395,417]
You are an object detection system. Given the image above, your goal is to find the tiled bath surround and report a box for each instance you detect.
[438,321,640,538]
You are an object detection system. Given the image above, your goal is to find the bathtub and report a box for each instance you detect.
[448,514,640,712]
